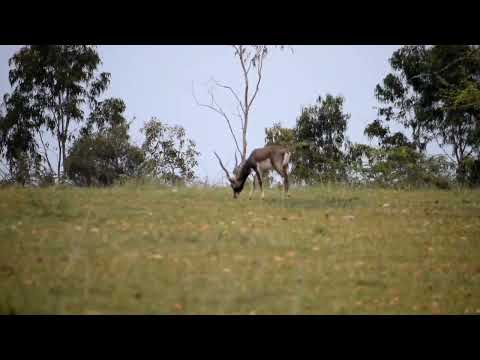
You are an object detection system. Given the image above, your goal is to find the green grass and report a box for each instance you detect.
[1,184,480,314]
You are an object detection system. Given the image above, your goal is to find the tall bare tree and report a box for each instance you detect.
[194,45,289,167]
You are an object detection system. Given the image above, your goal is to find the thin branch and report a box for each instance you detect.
[192,82,242,157]
[231,45,240,56]
[211,78,245,114]
[238,46,250,92]
[248,48,265,110]
[236,45,252,75]
[210,90,240,142]
[245,55,253,74]
[234,104,244,131]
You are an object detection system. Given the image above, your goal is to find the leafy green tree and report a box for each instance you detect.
[359,112,454,188]
[371,45,480,183]
[364,119,413,150]
[141,118,200,184]
[464,156,480,185]
[293,94,350,182]
[426,45,480,182]
[65,98,144,186]
[372,46,431,152]
[2,45,110,182]
[0,94,44,185]
[345,141,453,188]
[265,121,295,146]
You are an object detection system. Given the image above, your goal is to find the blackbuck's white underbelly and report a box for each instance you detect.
[257,159,272,172]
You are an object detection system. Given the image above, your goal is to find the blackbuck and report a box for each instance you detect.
[214,145,291,199]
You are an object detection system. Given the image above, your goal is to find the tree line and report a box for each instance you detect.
[265,45,480,188]
[1,45,479,188]
[0,46,199,186]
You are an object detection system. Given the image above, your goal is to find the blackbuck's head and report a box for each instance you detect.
[214,152,246,199]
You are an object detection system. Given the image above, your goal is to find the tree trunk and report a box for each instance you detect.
[457,158,467,183]
[454,138,467,184]
[57,132,62,183]
[242,112,248,162]
[61,136,67,182]
[62,93,71,182]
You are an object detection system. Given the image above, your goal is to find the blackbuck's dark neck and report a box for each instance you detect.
[242,159,256,178]
[235,159,254,189]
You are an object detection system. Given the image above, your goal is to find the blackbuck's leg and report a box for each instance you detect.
[253,168,264,199]
[272,162,290,199]
[283,166,290,198]
[249,175,256,200]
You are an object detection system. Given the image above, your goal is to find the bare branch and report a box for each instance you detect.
[232,45,240,56]
[211,78,245,114]
[238,45,250,85]
[234,104,244,131]
[245,56,252,74]
[192,82,242,157]
[199,45,288,167]
[248,48,265,110]
[209,90,243,158]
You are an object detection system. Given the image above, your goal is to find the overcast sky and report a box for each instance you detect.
[1,45,410,183]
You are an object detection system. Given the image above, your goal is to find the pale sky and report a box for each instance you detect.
[1,45,412,183]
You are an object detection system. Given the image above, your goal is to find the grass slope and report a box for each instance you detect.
[1,184,479,314]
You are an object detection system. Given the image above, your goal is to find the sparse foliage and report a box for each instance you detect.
[265,122,295,147]
[195,45,289,163]
[141,118,200,185]
[346,143,454,188]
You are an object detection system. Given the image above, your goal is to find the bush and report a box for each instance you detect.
[345,145,454,189]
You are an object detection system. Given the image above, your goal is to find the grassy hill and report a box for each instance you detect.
[1,184,479,314]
